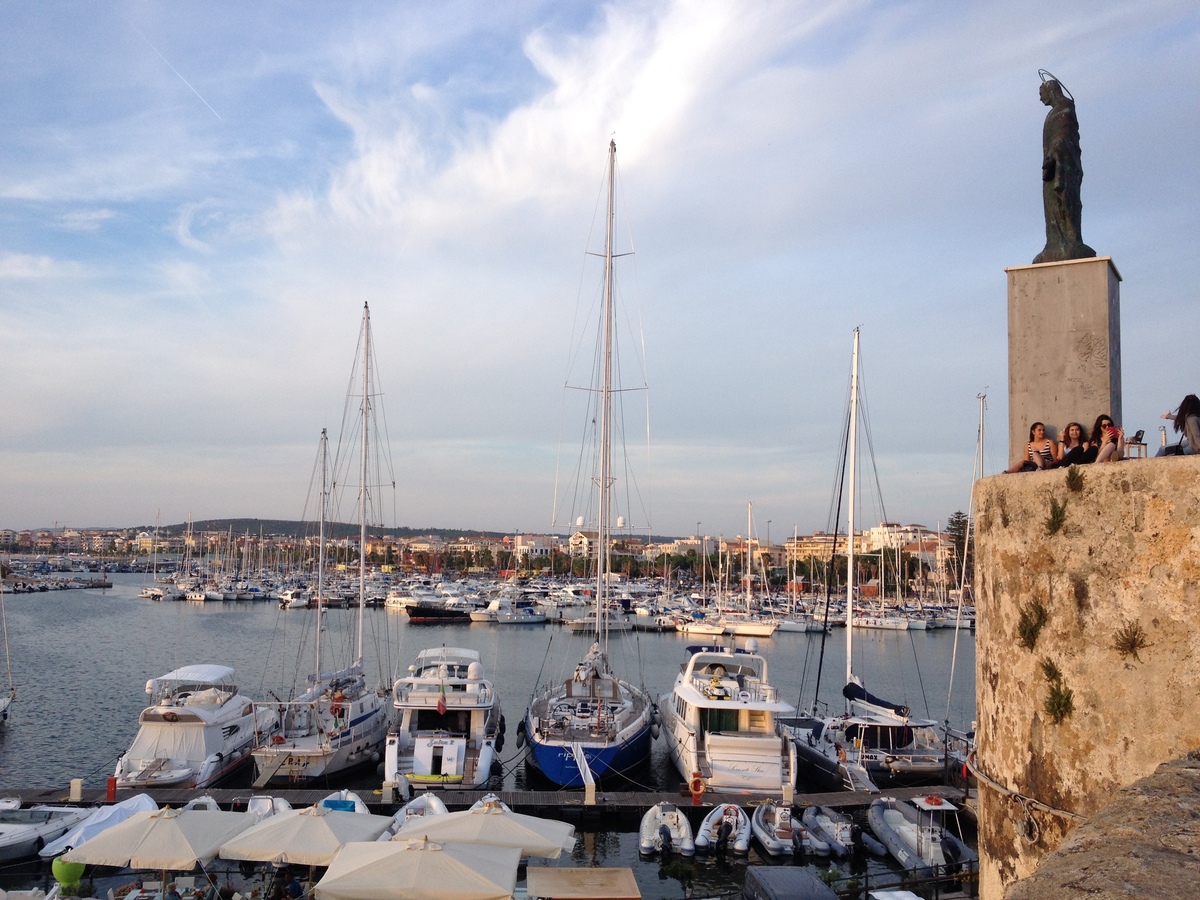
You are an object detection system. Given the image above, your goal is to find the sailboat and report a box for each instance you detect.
[788,329,944,791]
[519,140,655,787]
[718,503,778,637]
[251,304,395,785]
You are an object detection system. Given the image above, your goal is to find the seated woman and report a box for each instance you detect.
[1058,422,1093,465]
[1157,394,1200,455]
[1006,422,1058,472]
[1092,414,1124,462]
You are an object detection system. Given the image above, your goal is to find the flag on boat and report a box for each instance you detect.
[437,684,447,716]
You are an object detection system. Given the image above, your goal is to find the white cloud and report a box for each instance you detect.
[0,253,63,279]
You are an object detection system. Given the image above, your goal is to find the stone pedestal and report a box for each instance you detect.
[1006,257,1121,462]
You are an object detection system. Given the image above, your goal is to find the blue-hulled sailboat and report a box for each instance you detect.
[519,140,654,787]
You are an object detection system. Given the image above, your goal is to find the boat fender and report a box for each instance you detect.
[689,774,705,797]
[516,720,527,749]
[499,716,506,735]
[496,732,505,752]
[925,795,943,806]
[651,722,661,740]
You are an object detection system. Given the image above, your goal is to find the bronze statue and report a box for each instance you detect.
[1033,71,1096,264]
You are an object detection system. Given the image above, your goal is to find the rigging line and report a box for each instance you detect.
[905,627,933,718]
[529,631,555,705]
[810,378,852,712]
[947,391,986,724]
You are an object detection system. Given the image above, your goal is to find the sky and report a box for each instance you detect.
[2,1,1198,541]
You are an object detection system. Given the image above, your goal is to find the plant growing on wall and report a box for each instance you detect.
[1041,657,1074,724]
[1065,465,1084,492]
[1044,496,1068,535]
[1113,620,1148,661]
[1018,598,1048,650]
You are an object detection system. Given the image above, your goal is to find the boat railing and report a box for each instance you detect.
[688,675,778,703]
[393,684,492,706]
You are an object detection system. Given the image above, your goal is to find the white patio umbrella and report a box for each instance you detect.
[389,804,577,859]
[40,794,160,858]
[219,805,394,867]
[314,839,519,900]
[62,808,254,871]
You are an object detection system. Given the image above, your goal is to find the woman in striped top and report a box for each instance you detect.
[1007,422,1059,472]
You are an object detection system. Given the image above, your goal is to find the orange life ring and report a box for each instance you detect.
[162,711,179,723]
[925,795,943,806]
[330,702,345,717]
[689,775,705,796]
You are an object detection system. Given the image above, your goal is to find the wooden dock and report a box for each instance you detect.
[8,782,967,822]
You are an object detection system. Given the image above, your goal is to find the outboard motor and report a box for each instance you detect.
[716,819,733,852]
[658,823,673,855]
[792,825,807,857]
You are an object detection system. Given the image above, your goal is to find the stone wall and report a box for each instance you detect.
[973,456,1200,897]
[1005,752,1200,899]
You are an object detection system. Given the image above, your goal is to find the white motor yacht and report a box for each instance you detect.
[658,640,796,796]
[382,647,503,795]
[114,665,278,790]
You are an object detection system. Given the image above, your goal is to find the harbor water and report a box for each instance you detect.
[0,573,976,897]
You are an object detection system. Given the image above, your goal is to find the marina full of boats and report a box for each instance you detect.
[0,574,979,899]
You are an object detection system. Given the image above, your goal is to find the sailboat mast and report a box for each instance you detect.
[845,328,859,687]
[746,501,753,613]
[358,302,370,661]
[316,428,328,677]
[594,139,617,649]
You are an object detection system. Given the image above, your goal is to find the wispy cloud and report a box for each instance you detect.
[58,209,117,232]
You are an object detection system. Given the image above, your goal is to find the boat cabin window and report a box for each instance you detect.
[416,709,470,734]
[844,723,915,750]
[700,707,739,736]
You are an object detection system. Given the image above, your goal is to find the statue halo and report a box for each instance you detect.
[1038,69,1074,101]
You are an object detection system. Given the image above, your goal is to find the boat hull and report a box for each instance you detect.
[522,717,653,787]
[252,695,391,785]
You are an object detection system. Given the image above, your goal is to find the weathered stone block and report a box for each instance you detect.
[974,457,1200,897]
[1006,257,1121,461]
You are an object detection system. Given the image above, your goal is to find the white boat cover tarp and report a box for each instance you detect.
[314,839,519,900]
[125,723,221,763]
[389,805,576,859]
[63,808,254,870]
[219,806,393,866]
[40,794,159,858]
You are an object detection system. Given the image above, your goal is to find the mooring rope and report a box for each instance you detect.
[967,751,1088,824]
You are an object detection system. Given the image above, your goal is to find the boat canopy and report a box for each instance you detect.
[146,665,236,696]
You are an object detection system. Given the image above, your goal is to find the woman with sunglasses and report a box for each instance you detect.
[1092,414,1124,462]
